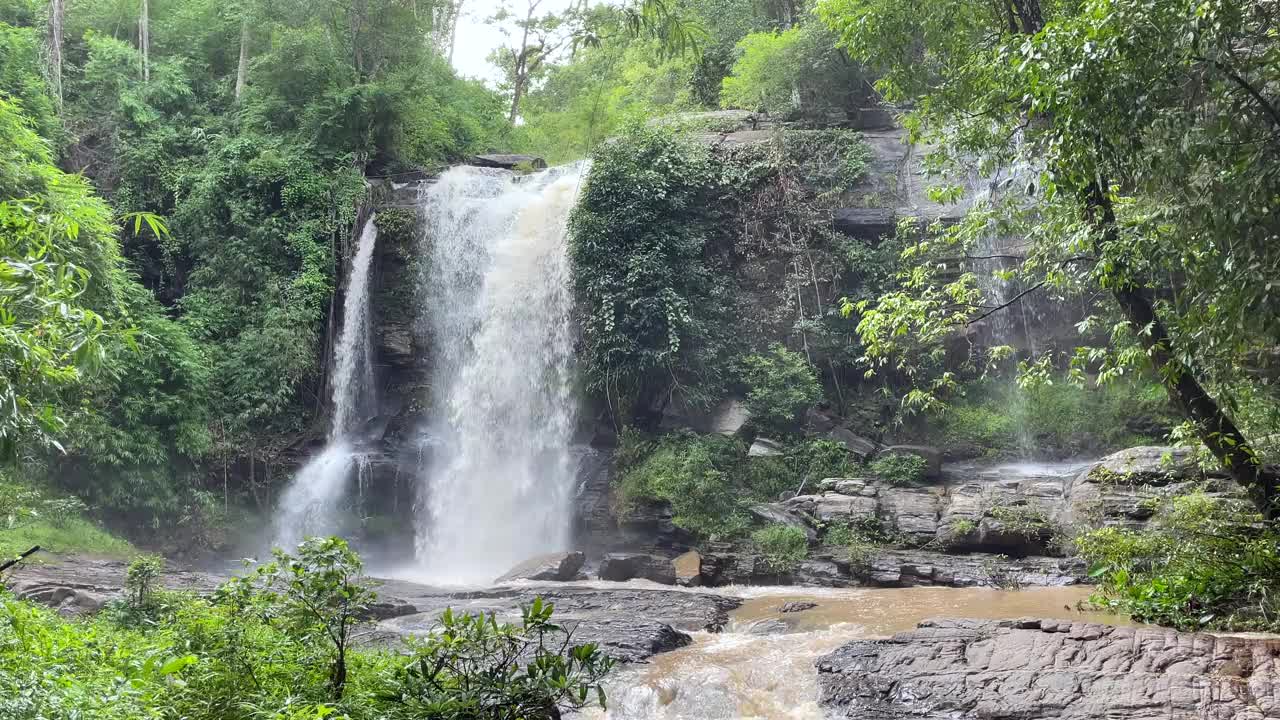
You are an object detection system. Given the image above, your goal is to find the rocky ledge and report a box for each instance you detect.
[817,617,1280,719]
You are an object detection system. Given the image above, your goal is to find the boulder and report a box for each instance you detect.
[672,550,703,587]
[707,399,751,435]
[468,154,547,170]
[495,551,585,583]
[817,618,1280,719]
[748,437,785,457]
[596,553,677,585]
[779,600,818,613]
[804,407,838,433]
[1086,445,1204,484]
[828,427,879,460]
[881,445,943,478]
[877,487,943,543]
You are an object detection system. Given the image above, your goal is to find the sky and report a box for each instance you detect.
[450,0,580,86]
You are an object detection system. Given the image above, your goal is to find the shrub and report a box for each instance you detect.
[614,432,751,539]
[1077,492,1280,631]
[752,524,809,572]
[739,344,822,431]
[870,453,928,486]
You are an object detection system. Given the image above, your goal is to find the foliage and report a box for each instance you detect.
[1078,492,1280,631]
[869,453,927,486]
[920,378,1173,457]
[720,19,866,119]
[570,123,739,420]
[820,0,1280,509]
[0,541,613,719]
[614,432,751,538]
[0,480,133,560]
[751,523,809,572]
[384,598,614,719]
[824,516,890,568]
[739,343,821,430]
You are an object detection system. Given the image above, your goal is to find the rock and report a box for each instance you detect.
[828,427,878,460]
[1063,446,1241,532]
[877,487,942,543]
[707,399,751,435]
[17,584,110,616]
[673,550,702,587]
[832,207,897,241]
[1087,445,1204,484]
[857,549,1084,588]
[881,445,943,478]
[744,618,789,635]
[786,492,877,523]
[597,553,677,585]
[779,601,818,613]
[748,437,785,457]
[616,499,698,555]
[805,407,838,433]
[750,503,818,542]
[817,618,1280,719]
[468,154,547,170]
[377,321,416,368]
[495,551,585,583]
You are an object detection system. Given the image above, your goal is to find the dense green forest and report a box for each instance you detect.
[2,0,1280,714]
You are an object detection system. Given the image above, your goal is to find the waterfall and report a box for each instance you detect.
[272,214,379,549]
[413,164,584,584]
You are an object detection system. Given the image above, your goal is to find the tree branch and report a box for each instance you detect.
[966,280,1048,324]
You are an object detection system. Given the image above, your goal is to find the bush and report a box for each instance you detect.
[739,343,822,431]
[0,539,613,719]
[870,453,928,486]
[752,524,809,572]
[614,432,751,539]
[1077,492,1280,631]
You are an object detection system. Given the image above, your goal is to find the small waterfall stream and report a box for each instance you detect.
[413,164,584,584]
[273,214,379,548]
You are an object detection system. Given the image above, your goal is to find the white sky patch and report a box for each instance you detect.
[451,0,582,86]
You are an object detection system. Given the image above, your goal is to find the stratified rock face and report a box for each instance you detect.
[817,618,1280,720]
[1063,446,1241,531]
[495,551,586,583]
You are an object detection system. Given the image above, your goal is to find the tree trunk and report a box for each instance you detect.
[1083,181,1279,521]
[46,0,64,109]
[139,0,150,83]
[447,0,463,65]
[508,74,526,123]
[235,15,250,101]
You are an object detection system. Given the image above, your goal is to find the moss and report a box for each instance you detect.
[751,524,809,572]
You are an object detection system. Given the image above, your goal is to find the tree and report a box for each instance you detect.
[138,0,149,82]
[489,0,573,123]
[820,0,1280,518]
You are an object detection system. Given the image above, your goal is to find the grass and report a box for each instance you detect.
[0,516,136,559]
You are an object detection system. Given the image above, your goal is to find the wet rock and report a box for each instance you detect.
[673,550,703,587]
[495,551,585,583]
[468,154,547,170]
[829,427,879,460]
[817,617,1280,719]
[880,445,943,478]
[1088,445,1204,483]
[779,601,818,613]
[858,549,1084,588]
[597,553,677,585]
[749,437,785,457]
[744,618,789,635]
[16,584,110,616]
[616,499,697,555]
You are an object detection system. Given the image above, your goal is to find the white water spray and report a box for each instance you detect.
[273,214,379,548]
[414,164,584,584]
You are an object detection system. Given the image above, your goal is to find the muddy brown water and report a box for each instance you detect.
[578,585,1128,720]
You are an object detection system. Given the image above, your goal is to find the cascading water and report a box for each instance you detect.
[413,164,584,584]
[273,214,379,549]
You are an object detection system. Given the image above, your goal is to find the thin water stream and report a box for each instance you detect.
[583,585,1125,720]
